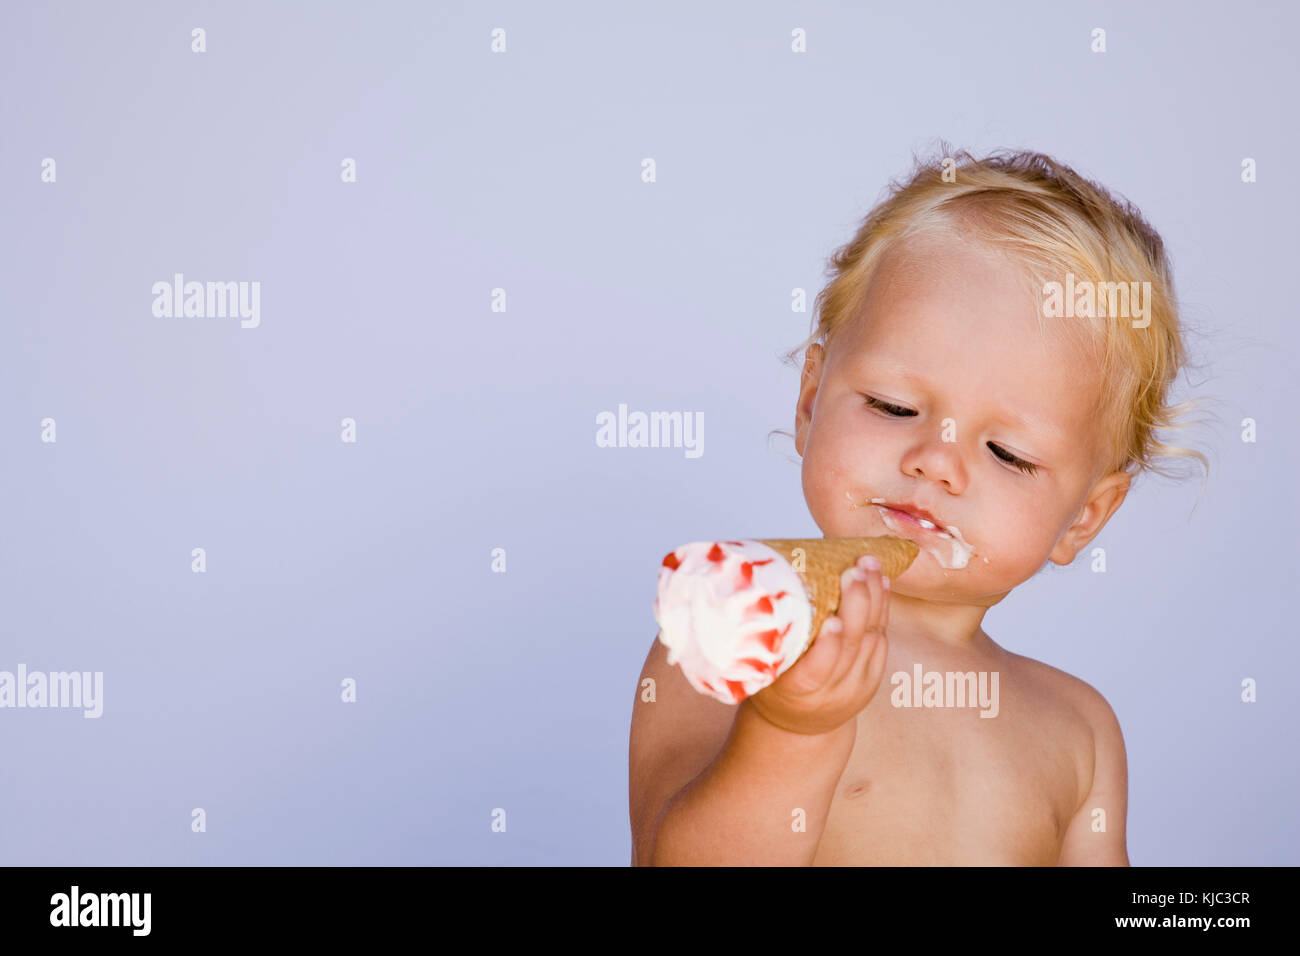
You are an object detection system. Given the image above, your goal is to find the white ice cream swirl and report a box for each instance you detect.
[653,540,813,705]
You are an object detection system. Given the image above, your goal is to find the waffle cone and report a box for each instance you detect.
[758,536,920,646]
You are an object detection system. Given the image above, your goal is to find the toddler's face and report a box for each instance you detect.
[795,229,1129,602]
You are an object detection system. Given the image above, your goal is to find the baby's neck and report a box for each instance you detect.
[883,591,996,652]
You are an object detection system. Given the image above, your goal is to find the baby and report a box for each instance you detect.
[628,148,1208,865]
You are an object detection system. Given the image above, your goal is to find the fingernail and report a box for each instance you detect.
[882,575,890,589]
[823,616,842,632]
[851,566,869,581]
[860,555,882,571]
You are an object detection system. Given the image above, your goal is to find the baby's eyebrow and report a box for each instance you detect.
[994,405,1063,441]
[857,359,1065,440]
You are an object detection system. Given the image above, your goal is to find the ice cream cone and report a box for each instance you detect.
[654,535,921,705]
[758,536,919,646]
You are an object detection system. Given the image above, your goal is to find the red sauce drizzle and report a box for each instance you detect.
[755,622,792,653]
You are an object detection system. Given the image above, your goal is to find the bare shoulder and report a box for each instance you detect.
[998,645,1126,803]
[1010,650,1121,730]
[995,647,1132,863]
[627,631,741,865]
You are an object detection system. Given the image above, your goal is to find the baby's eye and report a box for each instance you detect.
[864,394,1039,476]
[862,395,916,417]
[988,442,1038,476]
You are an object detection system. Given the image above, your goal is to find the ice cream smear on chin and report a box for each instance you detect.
[872,504,977,570]
[654,541,813,705]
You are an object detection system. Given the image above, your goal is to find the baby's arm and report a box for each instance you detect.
[630,558,890,864]
[629,635,855,866]
[1057,691,1130,865]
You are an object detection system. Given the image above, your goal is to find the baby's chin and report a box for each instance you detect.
[896,546,988,585]
[882,550,1016,608]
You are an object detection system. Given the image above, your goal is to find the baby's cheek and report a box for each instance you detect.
[800,459,841,533]
[982,511,1055,574]
[801,449,858,535]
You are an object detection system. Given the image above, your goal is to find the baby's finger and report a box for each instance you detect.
[859,561,887,634]
[843,558,887,678]
[830,564,871,678]
[850,627,890,699]
[880,574,891,631]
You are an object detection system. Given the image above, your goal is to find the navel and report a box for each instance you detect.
[843,779,873,799]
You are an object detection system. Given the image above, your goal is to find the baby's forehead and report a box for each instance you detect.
[844,252,1090,372]
[832,236,1110,455]
[837,324,1099,417]
[870,225,1038,302]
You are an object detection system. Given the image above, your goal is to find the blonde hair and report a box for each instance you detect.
[779,146,1213,490]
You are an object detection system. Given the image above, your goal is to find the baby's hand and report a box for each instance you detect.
[747,555,892,736]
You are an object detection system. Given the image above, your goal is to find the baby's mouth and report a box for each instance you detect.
[875,505,977,569]
[848,493,978,570]
[874,503,950,535]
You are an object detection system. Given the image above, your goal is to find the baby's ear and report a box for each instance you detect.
[793,345,825,454]
[1050,472,1131,565]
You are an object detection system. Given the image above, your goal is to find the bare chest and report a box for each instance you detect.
[813,659,1089,865]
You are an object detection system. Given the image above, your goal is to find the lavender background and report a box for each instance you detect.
[1,0,1296,865]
